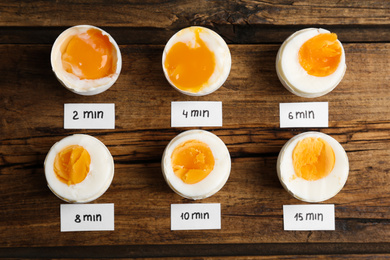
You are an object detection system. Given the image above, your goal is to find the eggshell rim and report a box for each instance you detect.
[51,25,122,96]
[276,131,349,203]
[161,129,231,200]
[44,134,115,203]
[275,28,347,98]
[162,26,231,96]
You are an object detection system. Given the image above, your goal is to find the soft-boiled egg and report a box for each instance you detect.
[44,134,114,203]
[162,26,231,96]
[51,25,122,95]
[161,130,231,200]
[277,132,349,202]
[276,28,346,98]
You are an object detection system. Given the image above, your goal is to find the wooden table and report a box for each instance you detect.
[1,1,390,258]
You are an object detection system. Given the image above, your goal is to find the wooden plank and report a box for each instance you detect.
[0,42,389,249]
[1,1,390,27]
[0,244,390,258]
[2,25,390,45]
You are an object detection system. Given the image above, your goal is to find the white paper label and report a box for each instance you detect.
[279,102,328,128]
[171,203,221,230]
[60,203,114,232]
[283,204,335,231]
[171,101,222,127]
[64,103,115,129]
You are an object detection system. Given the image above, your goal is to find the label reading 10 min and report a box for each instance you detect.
[171,203,221,230]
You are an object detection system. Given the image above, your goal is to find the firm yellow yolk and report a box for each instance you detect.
[298,33,342,77]
[171,140,215,184]
[292,137,335,181]
[164,28,216,93]
[54,145,91,186]
[62,28,115,80]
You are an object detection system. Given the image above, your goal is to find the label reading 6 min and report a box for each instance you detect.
[279,102,328,128]
[64,103,115,129]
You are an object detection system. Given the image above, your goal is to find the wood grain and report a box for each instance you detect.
[1,0,390,27]
[1,41,390,252]
[1,0,390,258]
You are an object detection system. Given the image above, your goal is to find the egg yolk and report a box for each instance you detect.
[298,33,342,77]
[54,145,91,185]
[171,140,215,184]
[164,28,216,93]
[62,28,115,80]
[292,137,335,181]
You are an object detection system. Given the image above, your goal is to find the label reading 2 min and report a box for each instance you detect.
[64,103,115,129]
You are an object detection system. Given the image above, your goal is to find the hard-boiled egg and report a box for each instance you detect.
[277,131,349,202]
[44,134,114,203]
[162,26,231,96]
[276,28,346,98]
[161,130,231,200]
[51,25,122,95]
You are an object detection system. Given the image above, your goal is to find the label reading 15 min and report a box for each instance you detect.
[283,204,335,231]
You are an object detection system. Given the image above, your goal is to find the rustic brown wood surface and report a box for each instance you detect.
[1,0,390,258]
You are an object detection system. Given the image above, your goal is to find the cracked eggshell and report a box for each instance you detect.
[162,26,231,96]
[51,25,122,96]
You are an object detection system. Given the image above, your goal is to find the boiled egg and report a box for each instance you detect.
[44,134,114,203]
[162,26,231,96]
[51,25,122,95]
[161,130,231,199]
[277,131,349,202]
[276,28,346,98]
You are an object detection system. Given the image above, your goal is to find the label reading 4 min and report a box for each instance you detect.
[64,103,115,129]
[171,101,222,127]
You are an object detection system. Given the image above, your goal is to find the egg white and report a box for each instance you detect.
[161,130,231,200]
[276,28,346,98]
[51,25,122,96]
[162,26,231,96]
[44,134,114,203]
[277,131,349,202]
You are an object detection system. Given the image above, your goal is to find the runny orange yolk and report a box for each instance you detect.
[62,28,115,80]
[298,33,342,77]
[164,28,216,93]
[292,137,335,181]
[171,140,215,184]
[54,145,91,186]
